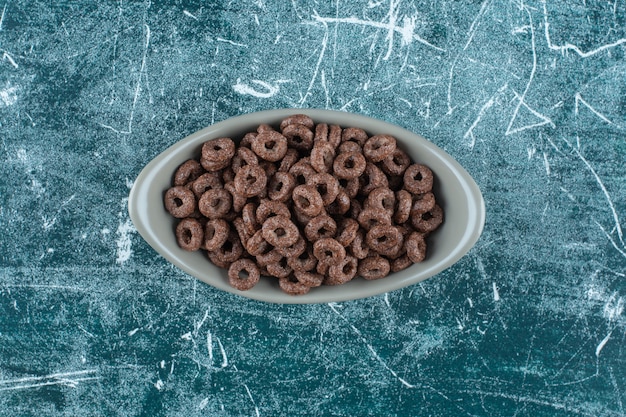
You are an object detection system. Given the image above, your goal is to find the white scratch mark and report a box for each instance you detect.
[128,328,139,336]
[216,337,228,368]
[384,292,391,307]
[183,10,198,20]
[199,397,209,410]
[42,194,76,231]
[543,152,550,175]
[311,8,444,55]
[463,83,508,148]
[0,83,18,106]
[115,218,135,265]
[181,332,192,340]
[595,330,612,357]
[603,294,624,322]
[154,379,165,391]
[243,384,261,417]
[300,10,329,106]
[99,24,150,134]
[329,303,415,388]
[0,370,98,391]
[542,0,626,58]
[207,331,213,363]
[492,282,500,301]
[464,0,491,50]
[2,51,18,68]
[216,37,247,47]
[506,8,554,136]
[569,142,625,249]
[0,4,6,31]
[575,92,613,124]
[233,79,279,98]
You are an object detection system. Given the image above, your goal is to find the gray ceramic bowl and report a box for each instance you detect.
[128,109,485,304]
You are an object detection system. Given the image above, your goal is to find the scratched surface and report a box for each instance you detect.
[0,0,625,415]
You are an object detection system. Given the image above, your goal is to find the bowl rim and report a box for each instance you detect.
[128,108,485,304]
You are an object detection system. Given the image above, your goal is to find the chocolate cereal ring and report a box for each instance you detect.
[266,257,293,278]
[278,148,299,172]
[325,255,358,285]
[405,232,427,263]
[224,181,247,213]
[288,245,318,272]
[294,270,324,287]
[403,164,433,195]
[233,217,253,247]
[228,259,260,291]
[176,218,204,251]
[234,164,268,197]
[394,190,412,224]
[280,114,315,131]
[231,147,259,173]
[202,138,235,163]
[292,185,324,217]
[358,255,390,280]
[252,130,288,162]
[363,134,396,162]
[366,225,403,255]
[289,160,316,186]
[391,254,412,272]
[336,218,360,247]
[256,199,291,224]
[174,159,204,186]
[261,215,299,248]
[365,186,396,215]
[333,152,366,180]
[310,142,336,174]
[268,171,296,202]
[339,177,360,199]
[360,162,389,196]
[412,204,443,233]
[313,238,345,266]
[277,234,306,258]
[411,192,436,214]
[338,140,362,155]
[304,214,337,242]
[191,172,223,198]
[341,127,368,146]
[381,148,411,176]
[241,202,259,233]
[245,230,271,257]
[349,229,369,259]
[313,123,328,144]
[211,231,243,263]
[204,218,230,251]
[282,123,314,151]
[327,125,343,149]
[207,250,232,269]
[357,208,392,231]
[198,188,232,219]
[239,132,256,148]
[164,186,197,218]
[256,248,283,267]
[326,189,350,216]
[307,173,339,206]
[278,275,311,295]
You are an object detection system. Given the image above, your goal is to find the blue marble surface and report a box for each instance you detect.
[1,1,625,415]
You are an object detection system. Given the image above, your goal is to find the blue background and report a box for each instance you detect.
[1,1,625,415]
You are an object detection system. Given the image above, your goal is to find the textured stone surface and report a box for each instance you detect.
[0,1,625,415]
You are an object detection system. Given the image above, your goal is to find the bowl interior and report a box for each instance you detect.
[128,109,485,304]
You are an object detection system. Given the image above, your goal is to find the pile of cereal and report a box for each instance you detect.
[164,114,443,295]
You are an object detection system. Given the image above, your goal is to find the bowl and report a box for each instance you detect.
[128,109,485,304]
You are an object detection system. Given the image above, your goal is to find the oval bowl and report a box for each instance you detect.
[128,109,485,304]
